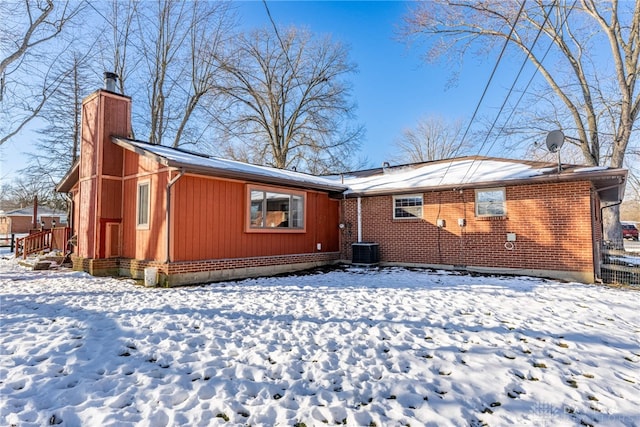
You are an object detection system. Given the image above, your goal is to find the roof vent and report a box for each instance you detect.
[104,72,119,93]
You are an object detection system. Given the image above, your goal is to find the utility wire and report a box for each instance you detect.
[436,0,528,187]
[459,0,563,184]
[480,0,579,163]
[262,0,305,98]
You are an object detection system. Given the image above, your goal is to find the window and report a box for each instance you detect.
[137,181,150,228]
[475,188,506,217]
[393,194,423,219]
[248,187,305,230]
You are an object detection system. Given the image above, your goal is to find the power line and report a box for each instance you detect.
[436,0,528,187]
[459,0,565,184]
[484,0,579,160]
[262,0,305,99]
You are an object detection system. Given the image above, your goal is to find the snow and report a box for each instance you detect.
[340,159,554,194]
[117,138,346,191]
[1,260,639,427]
[573,166,609,173]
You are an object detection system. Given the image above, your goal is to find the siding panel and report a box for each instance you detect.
[171,175,340,262]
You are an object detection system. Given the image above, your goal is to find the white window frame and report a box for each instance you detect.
[393,194,423,219]
[475,187,506,217]
[136,180,151,229]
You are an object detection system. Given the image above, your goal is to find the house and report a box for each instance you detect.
[56,87,346,286]
[336,158,626,283]
[56,81,626,285]
[0,207,65,235]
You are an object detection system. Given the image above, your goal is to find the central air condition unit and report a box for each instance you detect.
[352,242,380,265]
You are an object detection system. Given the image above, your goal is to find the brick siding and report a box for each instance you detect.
[72,251,340,285]
[341,181,596,279]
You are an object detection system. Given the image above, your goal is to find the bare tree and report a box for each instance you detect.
[98,0,138,102]
[0,0,83,145]
[392,116,468,163]
[402,0,640,241]
[130,0,234,147]
[2,175,65,210]
[25,51,94,183]
[214,26,363,173]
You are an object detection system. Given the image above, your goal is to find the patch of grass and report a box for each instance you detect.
[566,379,578,388]
[557,342,569,348]
[215,413,229,422]
[587,395,598,401]
[294,423,307,427]
[533,362,547,368]
[582,373,594,379]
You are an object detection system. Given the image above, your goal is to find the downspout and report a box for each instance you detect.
[357,196,362,243]
[166,169,185,263]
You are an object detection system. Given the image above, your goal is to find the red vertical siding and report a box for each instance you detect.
[76,90,131,261]
[121,171,168,261]
[170,175,339,262]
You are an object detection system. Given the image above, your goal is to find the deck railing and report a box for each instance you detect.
[15,227,71,259]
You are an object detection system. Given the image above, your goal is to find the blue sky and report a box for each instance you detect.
[239,1,501,167]
[1,1,518,181]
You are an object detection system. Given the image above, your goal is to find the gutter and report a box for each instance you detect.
[112,137,347,194]
[342,170,627,198]
[166,169,185,263]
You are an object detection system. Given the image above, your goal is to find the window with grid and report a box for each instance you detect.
[393,194,423,219]
[249,187,305,230]
[475,187,506,217]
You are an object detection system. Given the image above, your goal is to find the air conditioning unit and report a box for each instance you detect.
[352,242,380,265]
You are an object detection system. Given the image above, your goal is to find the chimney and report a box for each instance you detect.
[103,72,119,93]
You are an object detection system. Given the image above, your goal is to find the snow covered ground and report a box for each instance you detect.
[1,260,639,427]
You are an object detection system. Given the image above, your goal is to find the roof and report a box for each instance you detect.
[111,137,348,194]
[330,156,627,202]
[1,206,66,218]
[55,137,626,203]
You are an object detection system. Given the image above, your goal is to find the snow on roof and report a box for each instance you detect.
[1,207,66,217]
[337,158,555,195]
[113,138,347,193]
[110,139,625,198]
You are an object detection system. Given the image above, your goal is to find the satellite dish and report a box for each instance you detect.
[545,130,565,153]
